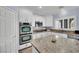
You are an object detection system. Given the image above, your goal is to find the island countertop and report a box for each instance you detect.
[32,35,79,53]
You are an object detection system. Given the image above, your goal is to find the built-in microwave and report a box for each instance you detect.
[19,34,32,45]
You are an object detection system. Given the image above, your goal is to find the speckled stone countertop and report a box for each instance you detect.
[32,35,79,53]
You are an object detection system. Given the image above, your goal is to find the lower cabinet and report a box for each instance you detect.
[33,32,52,40]
[68,34,79,40]
[52,32,68,38]
[33,32,67,40]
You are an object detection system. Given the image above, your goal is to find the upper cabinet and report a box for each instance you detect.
[64,19,68,28]
[34,15,53,27]
[55,16,76,30]
[0,7,6,17]
[19,9,33,23]
[33,15,46,27]
[45,16,53,27]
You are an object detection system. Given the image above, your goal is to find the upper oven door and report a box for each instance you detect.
[20,26,31,34]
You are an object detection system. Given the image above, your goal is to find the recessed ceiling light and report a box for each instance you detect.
[61,8,67,15]
[59,6,67,15]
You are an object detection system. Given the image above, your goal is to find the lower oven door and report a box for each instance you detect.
[19,34,32,45]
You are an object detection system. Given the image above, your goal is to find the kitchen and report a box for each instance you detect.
[0,6,79,53]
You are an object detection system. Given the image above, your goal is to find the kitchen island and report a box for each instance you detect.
[32,34,79,53]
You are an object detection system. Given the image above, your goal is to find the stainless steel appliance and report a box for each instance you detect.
[35,21,43,27]
[19,34,32,45]
[19,22,32,34]
[19,22,32,45]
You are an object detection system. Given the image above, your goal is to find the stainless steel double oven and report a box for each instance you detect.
[19,22,32,45]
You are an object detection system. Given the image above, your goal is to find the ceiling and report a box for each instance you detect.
[18,6,79,16]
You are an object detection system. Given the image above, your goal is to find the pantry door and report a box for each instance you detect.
[0,7,19,53]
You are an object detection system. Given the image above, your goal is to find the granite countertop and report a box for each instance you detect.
[33,28,79,35]
[32,35,79,53]
[50,28,75,31]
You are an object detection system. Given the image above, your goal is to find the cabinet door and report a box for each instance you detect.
[0,7,6,17]
[5,8,19,53]
[0,7,19,53]
[45,16,53,26]
[59,20,63,28]
[0,17,6,52]
[55,21,61,29]
[0,7,6,52]
[69,18,75,29]
[33,34,37,39]
[64,19,68,28]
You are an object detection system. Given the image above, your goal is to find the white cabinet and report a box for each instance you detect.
[19,9,33,23]
[52,32,67,38]
[0,7,19,53]
[0,7,6,17]
[33,33,42,39]
[0,7,7,52]
[0,17,6,52]
[32,34,36,40]
[34,15,46,27]
[33,33,40,39]
[32,32,52,40]
[45,16,53,27]
[55,16,76,30]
